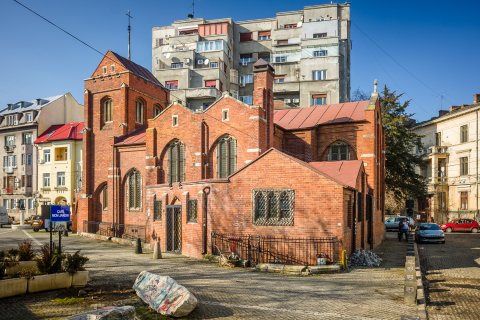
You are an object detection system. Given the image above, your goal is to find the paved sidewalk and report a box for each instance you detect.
[0,230,418,319]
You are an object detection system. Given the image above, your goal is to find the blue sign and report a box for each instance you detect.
[50,206,71,222]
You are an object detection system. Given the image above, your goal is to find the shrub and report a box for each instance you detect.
[36,244,64,274]
[64,250,89,274]
[18,240,35,261]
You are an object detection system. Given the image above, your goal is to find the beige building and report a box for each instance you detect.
[35,122,83,211]
[413,94,480,223]
[0,93,83,221]
[152,3,350,111]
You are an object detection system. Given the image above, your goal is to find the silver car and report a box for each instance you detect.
[415,223,445,244]
[385,216,415,231]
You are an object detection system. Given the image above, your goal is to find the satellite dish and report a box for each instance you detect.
[164,52,171,59]
[297,21,303,27]
[204,59,210,65]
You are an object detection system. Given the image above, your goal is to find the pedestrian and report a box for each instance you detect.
[398,218,409,241]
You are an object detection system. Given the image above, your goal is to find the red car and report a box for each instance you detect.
[440,218,479,233]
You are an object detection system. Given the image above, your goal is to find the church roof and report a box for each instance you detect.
[308,160,363,189]
[114,128,146,146]
[106,51,163,87]
[274,101,369,130]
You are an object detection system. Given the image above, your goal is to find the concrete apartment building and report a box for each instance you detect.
[152,3,350,111]
[413,94,480,223]
[0,94,83,221]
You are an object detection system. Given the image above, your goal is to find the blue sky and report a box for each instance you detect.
[1,0,479,121]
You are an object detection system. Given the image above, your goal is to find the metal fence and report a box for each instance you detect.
[82,221,146,242]
[211,232,340,266]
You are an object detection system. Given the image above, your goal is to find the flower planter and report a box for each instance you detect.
[28,272,72,293]
[71,271,89,287]
[6,261,38,276]
[0,277,28,298]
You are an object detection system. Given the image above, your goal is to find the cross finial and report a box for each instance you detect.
[373,79,378,94]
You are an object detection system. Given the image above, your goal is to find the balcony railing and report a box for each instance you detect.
[428,146,448,155]
[4,145,15,153]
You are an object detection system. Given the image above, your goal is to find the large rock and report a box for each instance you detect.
[132,271,198,317]
[69,306,135,320]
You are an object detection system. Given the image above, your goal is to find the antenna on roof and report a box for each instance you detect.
[187,0,195,19]
[126,10,133,60]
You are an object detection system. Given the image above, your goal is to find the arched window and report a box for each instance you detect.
[328,141,350,161]
[102,98,112,126]
[126,169,142,210]
[101,185,108,210]
[168,141,185,184]
[216,136,237,178]
[153,104,162,117]
[135,99,145,124]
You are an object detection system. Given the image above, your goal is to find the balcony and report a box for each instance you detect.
[4,145,16,153]
[3,166,15,174]
[427,146,448,155]
[185,87,221,100]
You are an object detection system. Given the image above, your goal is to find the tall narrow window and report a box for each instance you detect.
[187,199,198,223]
[168,141,185,184]
[460,157,468,175]
[127,169,142,210]
[102,185,108,210]
[154,104,162,117]
[460,191,468,210]
[136,100,145,124]
[153,197,162,221]
[435,132,442,146]
[328,141,351,160]
[460,125,468,143]
[102,99,112,125]
[216,136,237,178]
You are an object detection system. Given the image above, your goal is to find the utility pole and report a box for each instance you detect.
[126,11,133,60]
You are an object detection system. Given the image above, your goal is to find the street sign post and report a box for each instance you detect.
[49,206,71,254]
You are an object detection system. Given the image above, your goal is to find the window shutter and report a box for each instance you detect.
[228,139,237,175]
[179,143,185,182]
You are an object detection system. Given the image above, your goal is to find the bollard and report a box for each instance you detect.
[153,239,162,259]
[135,238,143,254]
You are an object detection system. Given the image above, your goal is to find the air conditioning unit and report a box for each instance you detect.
[197,59,204,65]
[293,98,300,103]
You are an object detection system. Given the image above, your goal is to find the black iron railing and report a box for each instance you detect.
[211,232,340,266]
[82,221,146,242]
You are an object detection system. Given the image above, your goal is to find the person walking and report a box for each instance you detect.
[398,218,409,241]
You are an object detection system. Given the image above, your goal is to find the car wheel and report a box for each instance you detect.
[33,228,39,232]
[446,227,452,233]
[472,228,478,233]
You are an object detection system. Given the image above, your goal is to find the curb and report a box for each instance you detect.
[414,242,428,320]
[78,232,152,253]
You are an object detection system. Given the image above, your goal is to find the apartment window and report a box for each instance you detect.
[27,199,33,210]
[55,147,68,161]
[153,198,162,221]
[275,55,287,63]
[460,157,468,176]
[6,115,18,126]
[136,100,145,124]
[26,175,32,188]
[27,154,32,165]
[258,31,271,40]
[44,149,51,163]
[196,40,224,52]
[172,115,179,127]
[217,136,237,178]
[43,173,50,187]
[102,99,113,124]
[3,155,16,167]
[5,135,15,146]
[328,142,351,161]
[154,104,162,117]
[187,199,198,223]
[179,28,198,35]
[460,191,468,210]
[210,61,219,68]
[311,94,327,106]
[170,62,183,69]
[204,80,217,88]
[222,109,229,122]
[283,23,297,29]
[165,80,178,90]
[155,38,164,47]
[253,190,294,226]
[240,32,253,42]
[11,199,16,209]
[274,76,285,84]
[168,141,185,184]
[25,112,33,122]
[240,53,253,64]
[277,39,288,46]
[460,125,468,143]
[312,70,327,81]
[22,132,33,145]
[239,96,253,105]
[313,33,327,38]
[57,172,65,187]
[3,199,8,209]
[313,50,328,57]
[127,169,142,210]
[239,74,253,85]
[102,185,108,210]
[435,132,442,146]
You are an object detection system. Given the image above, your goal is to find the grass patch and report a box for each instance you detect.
[52,297,84,305]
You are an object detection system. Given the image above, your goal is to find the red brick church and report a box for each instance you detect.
[77,51,385,259]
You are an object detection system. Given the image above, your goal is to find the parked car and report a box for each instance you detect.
[415,223,445,244]
[0,207,10,228]
[440,218,479,233]
[24,215,36,225]
[31,215,45,232]
[385,216,415,231]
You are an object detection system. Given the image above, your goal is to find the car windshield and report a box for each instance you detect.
[420,224,440,231]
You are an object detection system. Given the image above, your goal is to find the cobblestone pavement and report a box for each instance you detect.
[0,229,419,319]
[419,233,480,320]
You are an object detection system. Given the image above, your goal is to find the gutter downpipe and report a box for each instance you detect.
[477,110,479,220]
[202,186,211,254]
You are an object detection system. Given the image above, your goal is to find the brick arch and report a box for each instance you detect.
[208,134,237,178]
[93,181,108,222]
[158,139,186,184]
[319,138,357,161]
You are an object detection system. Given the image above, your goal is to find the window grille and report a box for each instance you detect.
[127,169,142,210]
[153,199,162,220]
[187,199,198,223]
[253,190,294,226]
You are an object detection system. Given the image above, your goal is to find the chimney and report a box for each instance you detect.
[449,105,461,112]
[253,58,275,150]
[7,104,12,110]
[474,93,480,104]
[439,110,449,117]
[36,99,42,105]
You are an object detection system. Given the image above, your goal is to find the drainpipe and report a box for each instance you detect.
[477,110,479,220]
[202,186,211,254]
